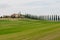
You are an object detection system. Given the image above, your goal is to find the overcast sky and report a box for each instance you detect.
[0,0,60,16]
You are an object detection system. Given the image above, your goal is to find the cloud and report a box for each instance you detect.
[0,0,60,16]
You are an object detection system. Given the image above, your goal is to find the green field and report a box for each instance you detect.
[0,19,60,40]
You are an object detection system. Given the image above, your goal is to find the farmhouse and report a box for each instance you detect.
[11,13,24,18]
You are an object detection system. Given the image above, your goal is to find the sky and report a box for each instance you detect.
[0,0,60,16]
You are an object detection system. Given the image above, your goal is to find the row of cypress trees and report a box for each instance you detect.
[24,14,60,21]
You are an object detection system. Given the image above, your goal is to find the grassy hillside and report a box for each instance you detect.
[0,18,60,40]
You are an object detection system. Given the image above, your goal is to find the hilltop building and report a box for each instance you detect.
[11,13,24,18]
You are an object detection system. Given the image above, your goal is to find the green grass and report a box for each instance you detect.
[0,19,60,40]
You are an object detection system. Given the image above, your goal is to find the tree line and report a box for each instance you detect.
[0,13,60,21]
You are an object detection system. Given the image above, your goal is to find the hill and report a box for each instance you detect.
[0,19,60,40]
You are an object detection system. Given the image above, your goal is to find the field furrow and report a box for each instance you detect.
[0,19,60,40]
